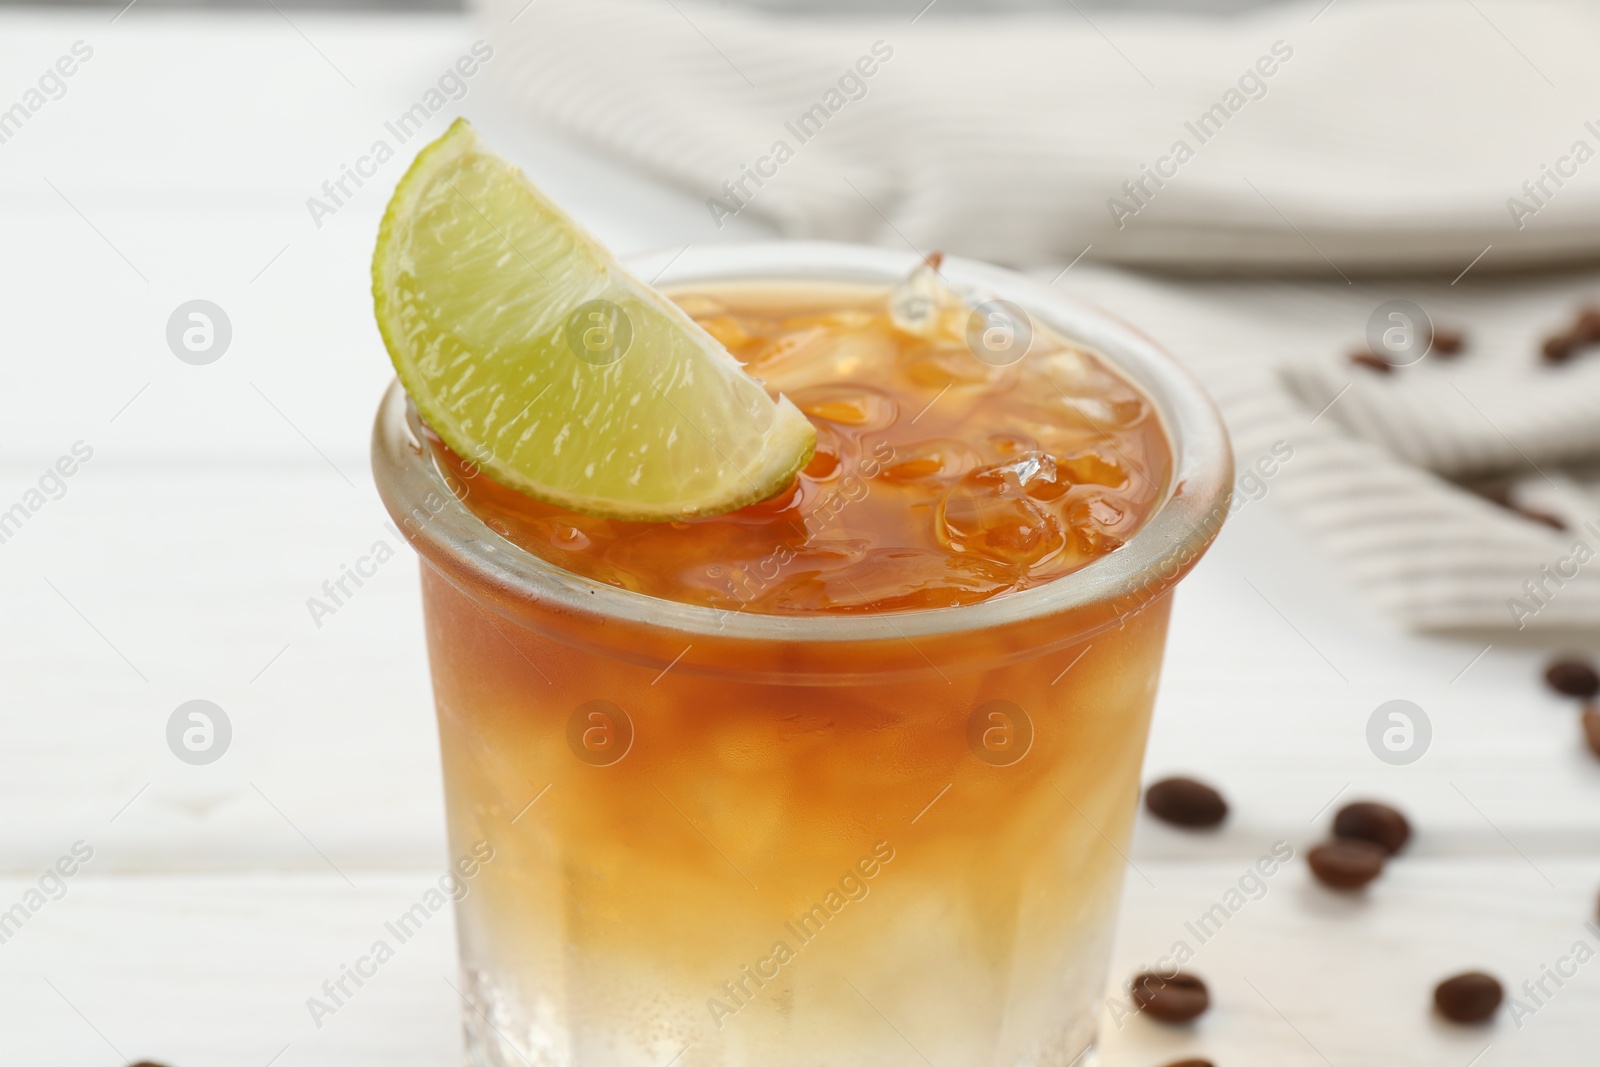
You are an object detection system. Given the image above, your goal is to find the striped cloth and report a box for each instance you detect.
[474,0,1600,629]
[1055,267,1600,631]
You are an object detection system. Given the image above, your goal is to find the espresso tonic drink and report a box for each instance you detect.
[370,123,1231,1067]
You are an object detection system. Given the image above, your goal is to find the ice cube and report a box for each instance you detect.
[765,548,1018,613]
[1063,488,1135,555]
[938,473,1065,566]
[973,451,1059,496]
[745,324,826,369]
[1056,450,1128,488]
[904,342,1011,388]
[697,314,756,352]
[889,254,956,337]
[1035,346,1119,393]
[753,326,897,393]
[791,384,899,429]
[879,438,983,485]
[1053,393,1150,431]
[985,433,1042,460]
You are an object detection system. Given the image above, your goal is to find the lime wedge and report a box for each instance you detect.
[372,118,815,521]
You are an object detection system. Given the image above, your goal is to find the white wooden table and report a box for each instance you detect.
[1,9,1595,1066]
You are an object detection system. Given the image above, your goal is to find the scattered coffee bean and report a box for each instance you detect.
[1464,483,1567,529]
[1575,307,1600,343]
[1541,332,1578,364]
[1430,327,1465,355]
[1145,777,1228,829]
[1350,350,1394,374]
[1130,971,1210,1023]
[1434,971,1503,1023]
[1333,801,1412,855]
[1514,506,1567,531]
[1536,307,1600,364]
[1545,658,1600,699]
[1467,481,1513,509]
[1308,839,1387,889]
[1582,707,1600,759]
[1540,307,1600,364]
[1160,1060,1215,1067]
[126,1062,174,1067]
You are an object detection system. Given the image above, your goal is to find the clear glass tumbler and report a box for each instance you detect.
[372,242,1232,1067]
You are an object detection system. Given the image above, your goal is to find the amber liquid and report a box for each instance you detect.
[420,283,1177,1067]
[436,282,1170,615]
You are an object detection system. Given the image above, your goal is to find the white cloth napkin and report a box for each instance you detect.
[473,0,1600,629]
[479,0,1600,272]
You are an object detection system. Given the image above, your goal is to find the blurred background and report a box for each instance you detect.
[2,0,1597,1064]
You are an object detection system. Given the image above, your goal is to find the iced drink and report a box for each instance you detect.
[373,244,1231,1067]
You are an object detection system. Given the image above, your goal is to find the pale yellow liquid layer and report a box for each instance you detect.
[424,565,1171,1066]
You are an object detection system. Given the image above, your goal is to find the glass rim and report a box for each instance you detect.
[371,240,1233,645]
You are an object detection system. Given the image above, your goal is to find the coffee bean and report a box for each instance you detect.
[1434,971,1503,1023]
[1582,707,1600,760]
[1545,658,1600,699]
[126,1062,175,1067]
[1430,327,1465,355]
[1160,1061,1215,1067]
[1307,840,1386,889]
[1350,350,1394,374]
[1542,332,1579,364]
[1130,971,1210,1023]
[1333,801,1411,855]
[1467,482,1514,509]
[1145,777,1228,829]
[1576,307,1600,343]
[1514,506,1567,531]
[1466,483,1566,530]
